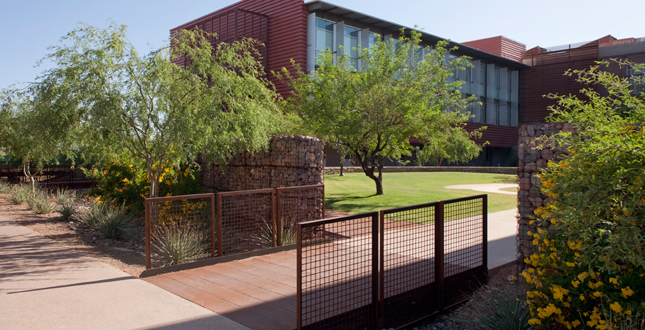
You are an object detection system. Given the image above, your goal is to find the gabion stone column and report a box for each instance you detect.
[517,123,572,262]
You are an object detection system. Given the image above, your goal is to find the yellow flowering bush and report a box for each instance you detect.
[85,155,205,209]
[523,62,645,329]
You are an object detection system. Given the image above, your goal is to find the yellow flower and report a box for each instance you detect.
[610,302,623,314]
[528,318,542,325]
[571,280,580,288]
[609,277,618,285]
[593,291,602,298]
[572,320,581,328]
[578,272,589,282]
[580,294,585,301]
[551,285,569,300]
[621,286,634,298]
[625,310,632,315]
[566,261,576,267]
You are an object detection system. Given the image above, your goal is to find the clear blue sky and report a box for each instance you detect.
[2,0,643,89]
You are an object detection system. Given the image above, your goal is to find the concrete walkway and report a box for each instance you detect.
[487,208,519,269]
[445,183,518,195]
[0,215,249,330]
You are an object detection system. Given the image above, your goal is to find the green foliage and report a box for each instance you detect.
[523,61,645,328]
[27,190,56,214]
[279,28,481,195]
[28,22,284,198]
[416,125,487,166]
[58,201,76,222]
[8,185,30,205]
[0,181,11,194]
[53,188,74,206]
[84,156,207,208]
[78,202,136,240]
[151,221,207,267]
[461,283,535,330]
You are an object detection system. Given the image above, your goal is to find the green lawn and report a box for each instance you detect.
[325,172,518,214]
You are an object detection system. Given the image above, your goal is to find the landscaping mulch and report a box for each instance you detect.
[0,194,146,277]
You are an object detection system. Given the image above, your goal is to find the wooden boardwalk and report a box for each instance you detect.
[144,250,298,330]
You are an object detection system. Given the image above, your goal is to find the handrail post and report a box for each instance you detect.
[296,223,303,330]
[482,195,488,271]
[144,199,151,269]
[210,193,216,258]
[217,193,223,257]
[276,188,281,247]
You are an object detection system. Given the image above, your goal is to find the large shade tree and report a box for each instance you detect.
[280,29,482,195]
[31,23,284,197]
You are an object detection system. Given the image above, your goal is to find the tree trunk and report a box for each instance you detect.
[145,159,159,198]
[367,172,384,195]
[339,158,345,176]
[23,164,35,194]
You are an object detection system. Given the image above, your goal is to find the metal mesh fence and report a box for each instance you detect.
[380,203,437,328]
[145,194,215,269]
[298,213,378,330]
[443,195,487,306]
[217,189,275,256]
[277,185,325,246]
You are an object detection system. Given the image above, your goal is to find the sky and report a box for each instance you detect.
[1,0,644,89]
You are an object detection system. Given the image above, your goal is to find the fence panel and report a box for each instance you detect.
[276,185,325,246]
[442,195,488,306]
[217,189,275,256]
[380,202,438,328]
[297,213,378,330]
[145,194,216,269]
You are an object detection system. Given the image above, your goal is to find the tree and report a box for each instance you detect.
[280,29,479,195]
[0,90,70,193]
[416,126,487,166]
[522,61,645,327]
[32,22,284,198]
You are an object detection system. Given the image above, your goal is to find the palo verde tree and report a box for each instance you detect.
[416,126,486,166]
[0,90,72,193]
[33,22,284,198]
[280,29,480,195]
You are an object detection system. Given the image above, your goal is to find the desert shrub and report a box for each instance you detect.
[85,157,206,208]
[58,201,76,221]
[8,185,30,204]
[460,280,535,330]
[250,216,298,248]
[522,61,645,328]
[29,191,56,214]
[77,202,136,239]
[53,188,74,205]
[151,221,207,267]
[0,181,11,194]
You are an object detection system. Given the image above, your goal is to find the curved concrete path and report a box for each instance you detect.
[0,215,249,330]
[445,183,518,195]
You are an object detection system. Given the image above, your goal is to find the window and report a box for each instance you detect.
[343,25,360,70]
[627,64,644,94]
[494,67,500,99]
[315,18,334,66]
[368,32,379,49]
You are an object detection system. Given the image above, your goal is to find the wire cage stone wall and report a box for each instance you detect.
[199,135,324,192]
[517,123,572,262]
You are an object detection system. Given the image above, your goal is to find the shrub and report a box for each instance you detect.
[53,188,74,206]
[77,202,136,239]
[8,185,29,205]
[523,61,645,328]
[85,157,206,208]
[0,181,11,194]
[250,216,298,248]
[151,221,207,267]
[29,191,56,214]
[460,281,535,330]
[58,201,76,221]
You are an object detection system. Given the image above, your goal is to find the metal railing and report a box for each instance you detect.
[145,185,325,270]
[297,195,488,330]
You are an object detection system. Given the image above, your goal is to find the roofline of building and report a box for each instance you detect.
[170,0,248,32]
[306,0,529,68]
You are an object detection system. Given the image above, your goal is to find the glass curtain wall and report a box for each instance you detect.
[315,18,334,67]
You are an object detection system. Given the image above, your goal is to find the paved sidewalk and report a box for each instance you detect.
[445,183,518,195]
[487,208,519,269]
[0,215,249,330]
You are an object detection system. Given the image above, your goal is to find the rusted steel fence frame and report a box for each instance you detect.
[297,212,379,330]
[276,184,325,246]
[298,194,488,329]
[216,188,276,256]
[144,193,216,269]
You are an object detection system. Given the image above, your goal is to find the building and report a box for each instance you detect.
[173,1,644,168]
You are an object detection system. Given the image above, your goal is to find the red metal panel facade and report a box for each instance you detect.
[462,36,525,62]
[171,0,308,98]
[465,122,518,149]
